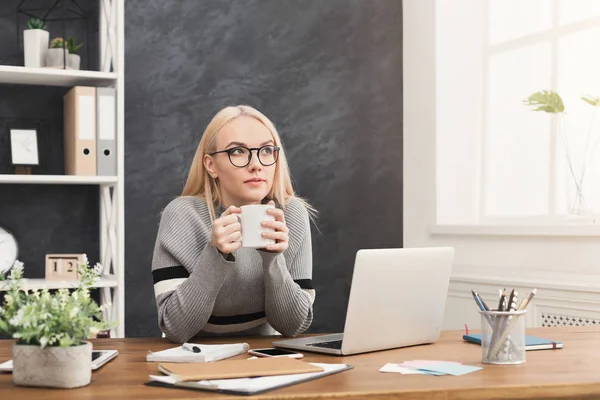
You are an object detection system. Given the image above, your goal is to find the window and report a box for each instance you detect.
[436,0,600,224]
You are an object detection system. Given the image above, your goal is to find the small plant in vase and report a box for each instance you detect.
[524,91,600,220]
[27,18,46,29]
[23,18,49,68]
[0,256,116,388]
[66,37,83,70]
[45,37,68,68]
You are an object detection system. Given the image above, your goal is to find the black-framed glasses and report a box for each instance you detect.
[209,145,280,168]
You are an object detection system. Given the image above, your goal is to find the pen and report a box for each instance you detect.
[497,288,506,311]
[182,343,202,353]
[510,292,518,311]
[477,292,490,311]
[471,290,488,311]
[488,289,505,357]
[505,289,517,361]
[518,288,537,310]
[506,289,516,311]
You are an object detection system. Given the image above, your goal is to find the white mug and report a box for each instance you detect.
[240,204,276,249]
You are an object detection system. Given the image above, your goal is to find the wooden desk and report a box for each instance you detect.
[1,327,600,399]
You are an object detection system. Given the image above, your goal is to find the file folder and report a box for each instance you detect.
[64,86,97,175]
[96,87,117,176]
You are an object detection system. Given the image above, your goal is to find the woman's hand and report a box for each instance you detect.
[211,205,242,254]
[261,201,289,253]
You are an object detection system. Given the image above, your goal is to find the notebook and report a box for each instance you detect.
[146,362,353,396]
[146,342,249,363]
[158,357,324,381]
[463,334,563,350]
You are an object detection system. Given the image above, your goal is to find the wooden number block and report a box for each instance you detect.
[45,254,84,281]
[14,166,32,175]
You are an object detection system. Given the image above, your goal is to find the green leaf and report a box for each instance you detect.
[0,319,9,332]
[523,90,565,113]
[27,18,46,30]
[66,37,83,54]
[582,96,600,107]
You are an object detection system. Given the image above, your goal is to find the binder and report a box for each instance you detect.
[64,86,97,175]
[96,87,117,176]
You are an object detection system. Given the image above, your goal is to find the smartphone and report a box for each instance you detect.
[0,350,118,372]
[91,349,119,369]
[247,347,304,359]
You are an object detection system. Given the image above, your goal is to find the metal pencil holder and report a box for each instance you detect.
[480,309,527,365]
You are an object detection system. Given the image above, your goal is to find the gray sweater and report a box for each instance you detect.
[151,196,315,343]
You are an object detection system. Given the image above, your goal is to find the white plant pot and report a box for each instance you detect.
[23,29,49,68]
[68,54,81,70]
[45,48,69,68]
[12,341,92,389]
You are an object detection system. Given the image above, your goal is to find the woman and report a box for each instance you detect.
[151,105,316,343]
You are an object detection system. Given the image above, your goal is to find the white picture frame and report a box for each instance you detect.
[10,129,39,166]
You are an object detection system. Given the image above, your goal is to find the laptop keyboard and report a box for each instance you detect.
[307,339,343,350]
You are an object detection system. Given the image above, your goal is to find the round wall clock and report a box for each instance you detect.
[0,225,18,273]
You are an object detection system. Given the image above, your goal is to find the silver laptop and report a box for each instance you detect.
[272,247,454,355]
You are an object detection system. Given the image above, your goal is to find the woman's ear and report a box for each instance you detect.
[204,154,218,179]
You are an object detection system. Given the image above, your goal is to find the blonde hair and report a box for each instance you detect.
[182,105,315,221]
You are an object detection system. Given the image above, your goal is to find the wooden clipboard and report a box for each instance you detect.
[158,356,324,381]
[146,363,354,396]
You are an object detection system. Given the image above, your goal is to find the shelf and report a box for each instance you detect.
[0,65,117,87]
[0,175,117,185]
[0,275,118,291]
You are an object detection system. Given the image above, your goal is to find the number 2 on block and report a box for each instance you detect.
[45,254,82,281]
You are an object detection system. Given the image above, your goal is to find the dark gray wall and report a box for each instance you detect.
[0,1,100,280]
[125,0,403,337]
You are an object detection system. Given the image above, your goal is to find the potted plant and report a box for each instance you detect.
[524,91,600,220]
[66,37,83,70]
[0,257,116,388]
[23,18,49,68]
[45,37,68,68]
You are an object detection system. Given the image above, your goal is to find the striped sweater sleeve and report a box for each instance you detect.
[259,198,315,337]
[151,197,234,343]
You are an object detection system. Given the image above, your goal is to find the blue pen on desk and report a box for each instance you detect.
[471,290,495,328]
[182,343,202,353]
[471,290,490,312]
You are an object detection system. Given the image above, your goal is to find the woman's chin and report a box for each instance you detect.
[241,192,269,205]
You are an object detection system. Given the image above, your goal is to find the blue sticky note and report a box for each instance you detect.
[419,370,446,376]
[416,363,482,376]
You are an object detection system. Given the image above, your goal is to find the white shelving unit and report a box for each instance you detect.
[0,276,117,291]
[0,0,125,338]
[0,65,117,87]
[0,175,117,185]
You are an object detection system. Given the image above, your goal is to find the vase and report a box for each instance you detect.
[68,54,81,70]
[12,341,92,388]
[565,178,597,224]
[45,48,68,68]
[23,29,49,68]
